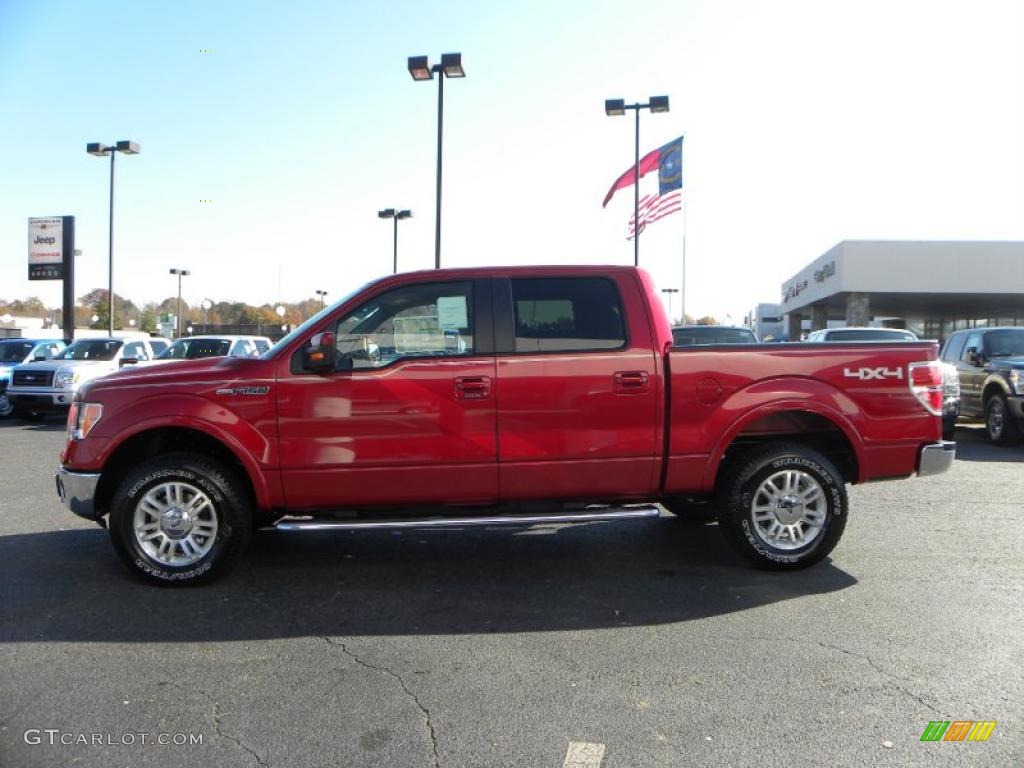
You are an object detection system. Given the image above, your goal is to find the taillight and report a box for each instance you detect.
[909,361,943,416]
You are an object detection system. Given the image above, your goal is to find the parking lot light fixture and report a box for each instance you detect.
[169,268,190,338]
[407,52,464,269]
[603,96,669,266]
[378,208,413,274]
[87,139,140,336]
[315,290,328,310]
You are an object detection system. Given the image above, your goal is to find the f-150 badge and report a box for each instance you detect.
[216,385,271,396]
[843,367,904,381]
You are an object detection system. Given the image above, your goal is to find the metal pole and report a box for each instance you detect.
[435,70,444,269]
[176,273,183,338]
[633,107,640,267]
[393,216,399,274]
[108,149,116,336]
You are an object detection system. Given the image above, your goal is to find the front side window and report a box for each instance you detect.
[123,341,149,361]
[511,278,626,353]
[334,281,474,370]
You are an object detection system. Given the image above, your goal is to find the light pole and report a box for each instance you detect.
[87,140,140,336]
[407,52,465,269]
[661,288,680,324]
[604,96,669,266]
[377,208,412,274]
[315,290,328,310]
[169,268,190,338]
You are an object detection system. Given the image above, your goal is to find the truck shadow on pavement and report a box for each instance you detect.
[0,517,856,643]
[951,425,1024,463]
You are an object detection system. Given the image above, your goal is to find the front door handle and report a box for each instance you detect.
[454,376,491,400]
[614,371,649,394]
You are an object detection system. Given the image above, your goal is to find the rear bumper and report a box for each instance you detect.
[55,467,102,520]
[918,441,956,477]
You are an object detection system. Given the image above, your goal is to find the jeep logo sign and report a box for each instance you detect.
[843,367,904,381]
[28,216,65,281]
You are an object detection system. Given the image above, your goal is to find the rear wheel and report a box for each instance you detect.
[985,395,1020,445]
[108,453,252,586]
[716,442,847,570]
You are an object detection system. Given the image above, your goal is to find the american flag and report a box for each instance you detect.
[627,191,682,238]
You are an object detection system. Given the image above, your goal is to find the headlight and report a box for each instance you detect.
[1009,370,1024,395]
[67,402,103,440]
[55,369,80,388]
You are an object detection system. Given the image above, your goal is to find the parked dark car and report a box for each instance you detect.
[672,325,757,346]
[940,327,1024,444]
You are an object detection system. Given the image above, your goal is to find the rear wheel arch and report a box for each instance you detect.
[95,426,264,520]
[708,407,860,494]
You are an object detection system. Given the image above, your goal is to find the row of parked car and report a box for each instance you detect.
[0,334,271,421]
[671,324,1024,447]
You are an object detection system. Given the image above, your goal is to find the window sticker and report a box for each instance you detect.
[437,296,468,330]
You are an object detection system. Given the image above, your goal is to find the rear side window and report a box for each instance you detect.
[942,333,966,362]
[511,278,626,353]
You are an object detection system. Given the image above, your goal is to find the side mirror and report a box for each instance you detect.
[965,347,980,366]
[303,332,336,373]
[120,357,139,368]
[33,355,46,362]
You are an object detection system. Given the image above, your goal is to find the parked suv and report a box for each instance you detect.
[0,338,66,419]
[6,336,158,420]
[941,327,1024,445]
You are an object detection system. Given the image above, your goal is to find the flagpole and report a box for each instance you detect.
[680,136,687,322]
[633,107,640,267]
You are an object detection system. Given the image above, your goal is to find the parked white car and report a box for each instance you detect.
[805,327,918,342]
[6,336,159,420]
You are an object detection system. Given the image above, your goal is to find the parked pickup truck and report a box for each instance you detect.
[56,266,955,585]
[8,336,160,420]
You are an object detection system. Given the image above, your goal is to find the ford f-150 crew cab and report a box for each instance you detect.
[55,266,955,585]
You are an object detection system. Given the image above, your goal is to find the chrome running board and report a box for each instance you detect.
[273,505,661,532]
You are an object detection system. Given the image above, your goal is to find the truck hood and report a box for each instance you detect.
[14,358,117,372]
[990,356,1024,369]
[80,356,271,398]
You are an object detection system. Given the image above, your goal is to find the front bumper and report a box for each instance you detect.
[917,441,956,477]
[8,387,75,411]
[1007,395,1024,419]
[55,467,101,520]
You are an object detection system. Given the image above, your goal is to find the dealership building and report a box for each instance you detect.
[775,240,1024,341]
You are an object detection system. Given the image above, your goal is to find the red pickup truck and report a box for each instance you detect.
[56,266,954,585]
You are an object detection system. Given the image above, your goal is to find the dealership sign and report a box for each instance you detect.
[28,217,65,280]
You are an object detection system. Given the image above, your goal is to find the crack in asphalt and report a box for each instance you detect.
[743,636,950,718]
[322,636,440,768]
[198,688,270,768]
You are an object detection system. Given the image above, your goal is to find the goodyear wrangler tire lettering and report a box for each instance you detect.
[108,453,251,586]
[716,442,848,571]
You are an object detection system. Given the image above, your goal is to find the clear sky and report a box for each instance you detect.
[2,0,1022,323]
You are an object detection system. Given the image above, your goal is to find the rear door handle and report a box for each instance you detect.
[454,376,491,400]
[614,371,649,394]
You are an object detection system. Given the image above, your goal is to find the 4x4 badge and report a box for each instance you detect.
[843,367,904,381]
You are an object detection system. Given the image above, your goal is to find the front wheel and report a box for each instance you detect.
[0,392,13,419]
[717,442,848,570]
[108,453,252,585]
[985,395,1020,445]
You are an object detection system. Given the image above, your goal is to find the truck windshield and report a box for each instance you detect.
[157,338,232,359]
[59,339,123,361]
[673,327,757,345]
[0,341,33,362]
[986,329,1024,357]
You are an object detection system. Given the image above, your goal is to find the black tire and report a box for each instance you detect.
[985,395,1020,446]
[0,392,14,420]
[662,496,717,523]
[716,442,848,570]
[108,453,252,586]
[13,405,44,422]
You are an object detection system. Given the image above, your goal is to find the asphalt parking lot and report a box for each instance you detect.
[0,419,1020,767]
